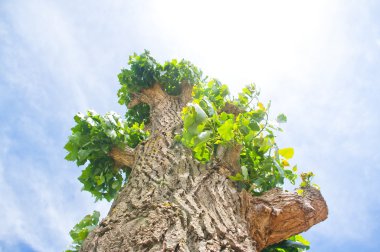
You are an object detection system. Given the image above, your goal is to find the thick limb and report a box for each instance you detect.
[241,186,328,251]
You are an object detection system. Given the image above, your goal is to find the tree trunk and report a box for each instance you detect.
[81,84,327,252]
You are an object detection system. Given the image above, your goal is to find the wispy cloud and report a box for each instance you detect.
[0,117,112,251]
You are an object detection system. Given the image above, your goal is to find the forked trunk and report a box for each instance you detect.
[81,84,327,252]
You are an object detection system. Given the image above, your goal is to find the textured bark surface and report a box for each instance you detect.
[81,84,328,252]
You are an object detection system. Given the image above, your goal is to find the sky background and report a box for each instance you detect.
[1,0,380,251]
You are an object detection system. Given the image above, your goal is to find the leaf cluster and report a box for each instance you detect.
[117,50,203,125]
[65,211,100,252]
[300,171,315,187]
[179,83,298,194]
[263,235,310,252]
[64,110,148,201]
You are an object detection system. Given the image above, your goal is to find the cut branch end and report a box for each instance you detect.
[241,186,328,251]
[109,146,135,168]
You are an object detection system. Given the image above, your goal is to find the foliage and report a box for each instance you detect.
[65,211,100,252]
[179,83,298,194]
[263,235,310,252]
[64,110,148,201]
[124,103,151,127]
[296,171,319,196]
[300,171,315,187]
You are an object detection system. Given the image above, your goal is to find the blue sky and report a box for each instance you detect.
[0,0,379,251]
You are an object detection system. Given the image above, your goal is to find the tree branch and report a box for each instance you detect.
[219,102,245,116]
[109,146,135,168]
[216,144,242,175]
[127,94,146,109]
[179,81,193,106]
[240,186,328,251]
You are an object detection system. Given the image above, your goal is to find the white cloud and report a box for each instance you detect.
[146,0,343,90]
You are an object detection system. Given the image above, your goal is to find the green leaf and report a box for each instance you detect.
[275,162,285,180]
[297,189,304,196]
[194,131,212,145]
[293,234,310,246]
[191,103,208,123]
[66,211,100,251]
[65,152,77,161]
[111,179,121,189]
[199,98,216,116]
[278,147,294,159]
[276,113,287,123]
[95,175,105,185]
[217,119,234,141]
[283,240,308,249]
[248,120,260,131]
[64,110,148,201]
[193,143,211,162]
[229,173,244,182]
[182,104,207,134]
[242,87,252,96]
[241,166,248,180]
[78,149,91,162]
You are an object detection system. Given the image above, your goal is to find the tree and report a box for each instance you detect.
[64,51,327,252]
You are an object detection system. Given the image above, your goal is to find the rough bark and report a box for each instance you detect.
[81,84,328,252]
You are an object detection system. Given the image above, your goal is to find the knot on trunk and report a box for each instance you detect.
[127,83,168,109]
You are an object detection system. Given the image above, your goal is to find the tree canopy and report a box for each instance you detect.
[64,51,320,252]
